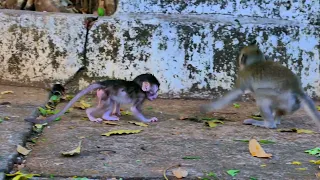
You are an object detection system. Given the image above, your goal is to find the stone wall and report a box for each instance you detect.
[0,10,86,86]
[0,0,319,99]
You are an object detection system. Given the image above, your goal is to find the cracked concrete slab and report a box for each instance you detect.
[0,85,47,175]
[22,97,320,179]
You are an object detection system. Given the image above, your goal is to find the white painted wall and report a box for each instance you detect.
[0,0,319,99]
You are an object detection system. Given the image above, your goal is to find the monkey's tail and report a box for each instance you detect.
[25,83,103,124]
[298,93,320,129]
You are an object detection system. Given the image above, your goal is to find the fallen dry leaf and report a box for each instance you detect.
[128,121,148,127]
[61,141,82,156]
[101,129,143,136]
[73,100,91,109]
[278,128,314,134]
[17,145,31,156]
[249,139,272,158]
[310,160,320,164]
[172,167,188,179]
[295,167,307,171]
[6,171,40,179]
[205,120,224,128]
[81,117,89,120]
[206,121,218,128]
[103,121,118,125]
[316,172,320,178]
[120,110,133,116]
[296,129,314,134]
[287,161,301,165]
[1,91,14,95]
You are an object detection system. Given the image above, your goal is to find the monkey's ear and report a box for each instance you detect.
[141,82,151,92]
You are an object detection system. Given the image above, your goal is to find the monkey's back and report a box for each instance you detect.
[97,80,145,99]
[238,61,303,93]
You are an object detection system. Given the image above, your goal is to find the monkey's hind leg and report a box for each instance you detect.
[112,103,121,116]
[243,99,277,129]
[102,110,120,121]
[86,108,103,123]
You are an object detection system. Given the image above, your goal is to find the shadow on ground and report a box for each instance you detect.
[20,95,320,179]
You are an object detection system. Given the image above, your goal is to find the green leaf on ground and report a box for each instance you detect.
[207,172,216,177]
[146,106,153,110]
[38,107,47,116]
[250,177,258,180]
[30,138,37,143]
[0,118,3,123]
[201,117,216,121]
[50,95,60,102]
[233,139,249,142]
[305,147,320,156]
[233,103,240,108]
[227,169,240,177]
[258,140,276,144]
[73,178,89,180]
[182,156,201,160]
[47,109,60,115]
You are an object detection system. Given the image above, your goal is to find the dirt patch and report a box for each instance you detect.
[23,96,320,179]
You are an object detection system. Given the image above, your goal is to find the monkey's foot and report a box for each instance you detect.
[243,119,276,129]
[146,117,158,122]
[111,112,121,116]
[89,117,103,123]
[102,115,120,121]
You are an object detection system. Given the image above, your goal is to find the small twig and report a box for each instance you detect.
[163,163,181,180]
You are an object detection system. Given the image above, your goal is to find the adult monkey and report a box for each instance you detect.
[200,42,320,129]
[25,73,160,124]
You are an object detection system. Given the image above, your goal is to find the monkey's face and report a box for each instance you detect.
[238,45,265,70]
[146,84,159,101]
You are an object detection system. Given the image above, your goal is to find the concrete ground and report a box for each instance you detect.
[1,85,320,179]
[0,85,47,178]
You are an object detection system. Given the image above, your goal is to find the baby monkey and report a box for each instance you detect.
[200,42,320,129]
[89,74,160,122]
[25,73,160,124]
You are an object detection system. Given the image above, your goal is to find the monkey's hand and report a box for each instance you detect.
[200,89,243,114]
[243,118,277,129]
